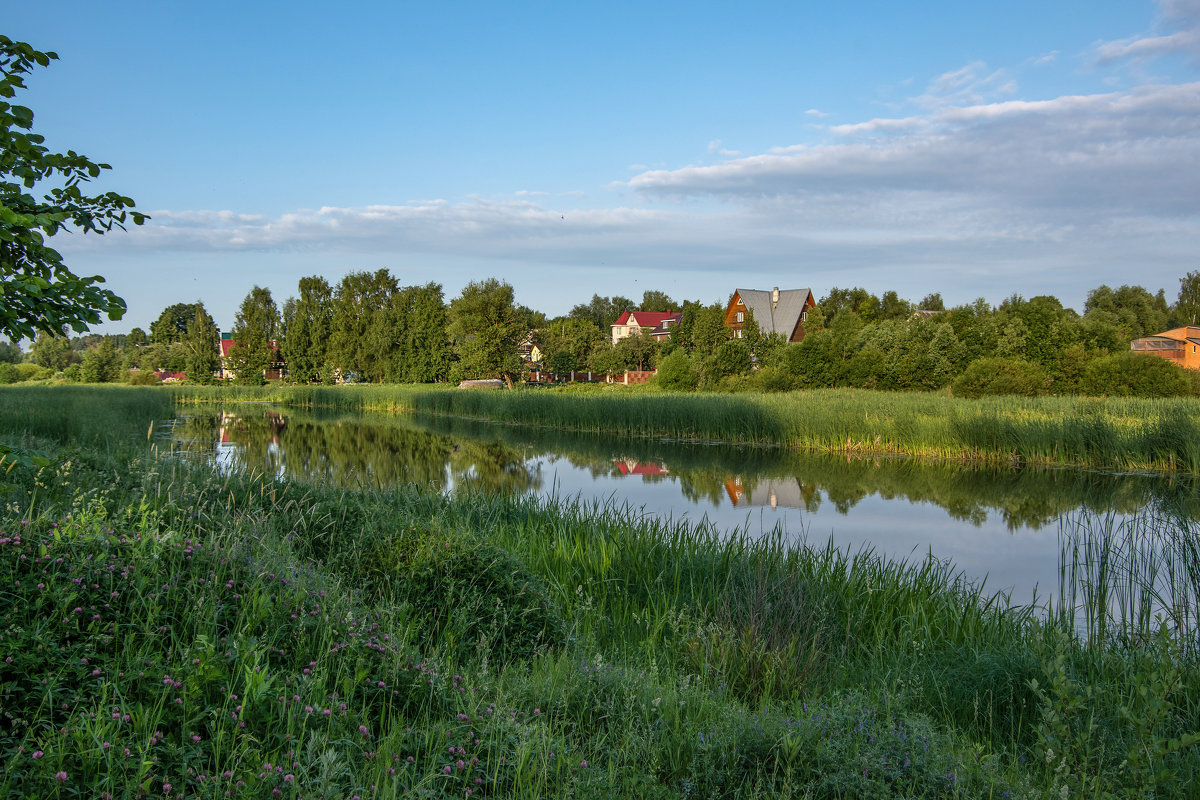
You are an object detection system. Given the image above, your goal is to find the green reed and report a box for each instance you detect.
[168,384,1200,472]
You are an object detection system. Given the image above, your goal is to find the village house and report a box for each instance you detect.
[725,287,817,342]
[219,331,285,381]
[610,310,680,345]
[1130,326,1200,370]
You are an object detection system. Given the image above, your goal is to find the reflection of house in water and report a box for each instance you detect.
[723,476,815,510]
[613,458,670,477]
[218,411,287,445]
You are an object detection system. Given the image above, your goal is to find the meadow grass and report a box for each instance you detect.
[1,385,1198,797]
[168,383,1200,473]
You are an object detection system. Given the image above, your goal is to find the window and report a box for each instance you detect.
[736,311,744,323]
[802,311,808,321]
[734,329,743,339]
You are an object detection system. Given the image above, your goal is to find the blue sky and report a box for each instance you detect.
[7,0,1200,334]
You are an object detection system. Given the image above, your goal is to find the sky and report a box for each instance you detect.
[6,0,1200,334]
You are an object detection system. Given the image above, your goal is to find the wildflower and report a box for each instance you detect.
[32,751,43,759]
[163,783,172,795]
[55,772,68,782]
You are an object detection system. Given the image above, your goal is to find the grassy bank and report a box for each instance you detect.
[1,384,1198,797]
[168,383,1200,473]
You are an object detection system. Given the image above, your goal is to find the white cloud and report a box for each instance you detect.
[707,139,742,157]
[63,5,1200,320]
[804,108,829,117]
[915,61,1017,108]
[1097,30,1198,62]
[1095,0,1200,64]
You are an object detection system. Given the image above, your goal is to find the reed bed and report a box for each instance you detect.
[3,385,1198,797]
[171,384,1200,472]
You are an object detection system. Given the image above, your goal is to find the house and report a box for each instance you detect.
[219,331,285,380]
[517,331,543,364]
[725,287,817,342]
[1130,326,1200,370]
[611,310,679,345]
[647,313,683,342]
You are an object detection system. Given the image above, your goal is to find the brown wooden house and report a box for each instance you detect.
[1130,326,1200,370]
[725,287,817,342]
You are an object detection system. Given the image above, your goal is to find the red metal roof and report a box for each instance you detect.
[612,310,675,328]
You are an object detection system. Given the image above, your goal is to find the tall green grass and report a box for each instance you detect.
[3,385,1198,797]
[168,384,1200,472]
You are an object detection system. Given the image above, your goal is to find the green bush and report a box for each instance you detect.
[127,368,161,385]
[652,349,699,391]
[1082,351,1193,397]
[9,362,53,383]
[952,357,1050,398]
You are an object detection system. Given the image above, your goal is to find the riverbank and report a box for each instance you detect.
[167,383,1200,473]
[1,384,1197,797]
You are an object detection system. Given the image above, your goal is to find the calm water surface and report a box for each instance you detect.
[171,404,1200,608]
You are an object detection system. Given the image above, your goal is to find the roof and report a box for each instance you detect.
[733,288,814,338]
[612,310,676,329]
[648,313,682,337]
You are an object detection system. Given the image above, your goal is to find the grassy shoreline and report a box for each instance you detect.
[165,383,1200,473]
[2,385,1198,797]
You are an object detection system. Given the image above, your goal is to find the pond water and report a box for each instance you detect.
[170,404,1200,612]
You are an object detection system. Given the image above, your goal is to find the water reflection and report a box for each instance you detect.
[172,404,1200,603]
[174,407,543,495]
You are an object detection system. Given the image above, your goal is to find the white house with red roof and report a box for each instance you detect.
[610,310,681,345]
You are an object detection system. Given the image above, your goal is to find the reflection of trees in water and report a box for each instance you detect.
[173,406,1198,529]
[406,411,1198,530]
[173,407,539,493]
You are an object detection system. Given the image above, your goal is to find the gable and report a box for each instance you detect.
[729,288,815,339]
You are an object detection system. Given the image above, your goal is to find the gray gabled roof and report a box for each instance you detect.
[734,288,814,338]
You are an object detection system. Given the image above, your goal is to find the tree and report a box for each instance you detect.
[919,293,946,312]
[149,303,201,344]
[281,276,333,383]
[0,36,145,343]
[328,270,396,382]
[1173,270,1200,327]
[820,287,881,324]
[0,339,20,363]
[29,329,75,371]
[228,286,279,385]
[447,279,524,385]
[535,317,604,375]
[386,282,452,383]
[568,293,635,333]
[182,302,220,384]
[79,337,122,383]
[685,302,730,357]
[638,290,677,313]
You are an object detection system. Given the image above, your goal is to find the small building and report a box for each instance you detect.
[725,287,817,342]
[1130,326,1200,370]
[611,310,679,345]
[219,331,285,380]
[647,313,683,342]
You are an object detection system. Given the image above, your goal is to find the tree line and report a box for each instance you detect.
[5,271,1200,398]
